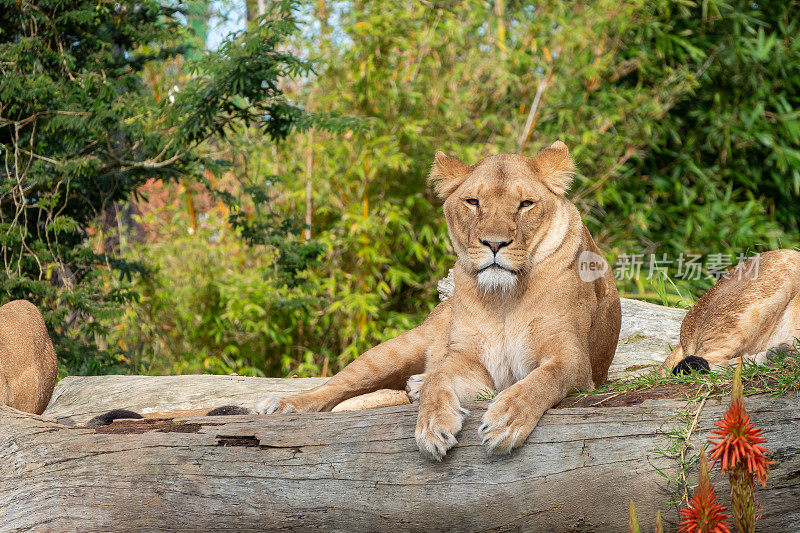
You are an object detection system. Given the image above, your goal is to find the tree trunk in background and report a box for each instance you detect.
[494,0,505,51]
[245,0,265,23]
[304,127,313,241]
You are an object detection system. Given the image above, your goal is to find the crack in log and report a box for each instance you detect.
[216,435,261,447]
[215,435,303,457]
[93,418,221,434]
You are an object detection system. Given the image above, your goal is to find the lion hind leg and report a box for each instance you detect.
[289,330,426,412]
[256,302,451,414]
[405,373,425,403]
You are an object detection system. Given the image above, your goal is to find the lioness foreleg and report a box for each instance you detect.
[256,331,428,414]
[479,347,591,455]
[256,301,450,414]
[406,334,448,402]
[415,354,493,461]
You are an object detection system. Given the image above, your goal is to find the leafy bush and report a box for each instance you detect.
[109,201,291,375]
[0,0,344,375]
[108,182,427,377]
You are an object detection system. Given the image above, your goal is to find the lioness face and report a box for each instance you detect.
[429,142,575,293]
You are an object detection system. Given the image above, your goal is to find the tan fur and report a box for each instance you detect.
[662,249,800,372]
[256,142,621,460]
[0,300,58,414]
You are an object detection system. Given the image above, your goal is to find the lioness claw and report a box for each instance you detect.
[415,399,466,461]
[478,394,535,455]
[255,396,295,414]
[416,425,458,462]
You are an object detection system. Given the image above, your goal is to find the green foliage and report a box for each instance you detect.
[598,1,800,265]
[212,172,326,287]
[217,0,798,375]
[109,203,303,376]
[3,0,798,378]
[0,0,342,374]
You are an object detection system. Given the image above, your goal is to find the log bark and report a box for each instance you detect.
[43,375,330,425]
[2,379,798,532]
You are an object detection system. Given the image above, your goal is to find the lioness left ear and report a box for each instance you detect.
[529,140,575,196]
[429,151,470,200]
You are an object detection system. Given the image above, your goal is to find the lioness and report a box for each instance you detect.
[663,249,800,373]
[256,141,622,460]
[0,299,58,415]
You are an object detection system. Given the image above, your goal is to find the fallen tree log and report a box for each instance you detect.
[2,383,798,532]
[0,297,791,531]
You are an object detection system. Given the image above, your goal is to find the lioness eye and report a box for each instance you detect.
[465,198,479,207]
[519,200,535,208]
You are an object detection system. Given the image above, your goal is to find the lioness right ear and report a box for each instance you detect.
[429,151,470,200]
[529,140,575,196]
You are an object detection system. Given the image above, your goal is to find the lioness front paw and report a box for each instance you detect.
[405,373,426,402]
[478,391,539,455]
[254,396,296,414]
[255,390,332,414]
[415,394,469,461]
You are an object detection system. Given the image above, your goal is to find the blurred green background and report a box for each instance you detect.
[1,0,798,377]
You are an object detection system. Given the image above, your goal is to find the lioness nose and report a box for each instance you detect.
[480,239,512,254]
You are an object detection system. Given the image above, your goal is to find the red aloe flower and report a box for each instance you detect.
[707,399,771,485]
[707,364,773,486]
[679,452,731,533]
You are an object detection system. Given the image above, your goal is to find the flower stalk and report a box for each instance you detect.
[707,362,773,533]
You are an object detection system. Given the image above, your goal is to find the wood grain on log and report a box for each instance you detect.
[44,375,328,425]
[3,392,798,532]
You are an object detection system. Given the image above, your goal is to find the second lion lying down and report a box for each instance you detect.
[256,141,622,460]
[663,248,800,374]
